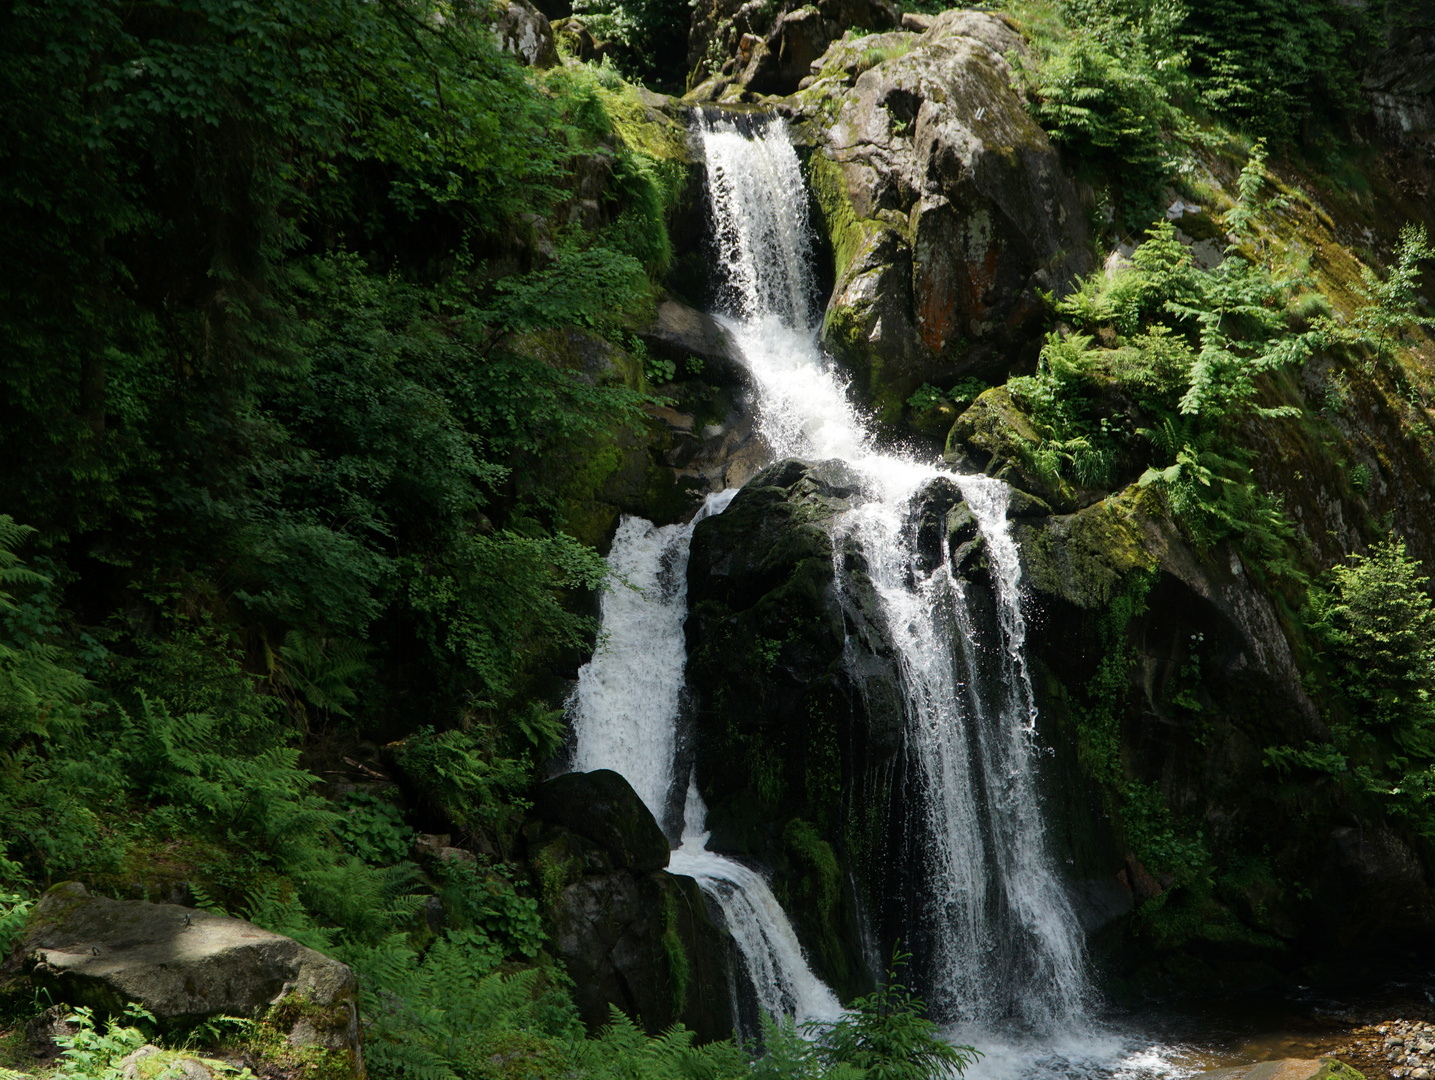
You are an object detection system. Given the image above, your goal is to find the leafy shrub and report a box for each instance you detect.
[333,791,416,866]
[808,950,977,1080]
[1345,224,1435,365]
[1265,537,1435,836]
[1308,537,1435,748]
[1028,0,1188,227]
[569,0,691,87]
[0,891,33,955]
[1179,0,1375,143]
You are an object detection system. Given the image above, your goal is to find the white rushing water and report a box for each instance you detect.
[671,778,844,1025]
[570,490,735,828]
[697,113,1088,1030]
[568,488,841,1027]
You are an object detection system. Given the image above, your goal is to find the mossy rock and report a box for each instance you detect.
[1013,488,1161,610]
[795,12,1091,429]
[945,386,1090,512]
[683,459,905,1000]
[531,770,670,872]
[14,884,362,1077]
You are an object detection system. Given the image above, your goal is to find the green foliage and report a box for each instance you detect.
[0,518,89,750]
[568,0,692,87]
[333,791,415,866]
[393,726,533,833]
[1348,224,1435,365]
[806,950,977,1080]
[906,379,989,413]
[0,891,33,956]
[573,1008,746,1080]
[1310,537,1435,745]
[349,932,579,1080]
[1179,0,1374,143]
[1020,217,1316,578]
[1222,141,1286,242]
[1269,536,1435,836]
[1026,0,1188,226]
[431,858,544,960]
[51,1007,156,1080]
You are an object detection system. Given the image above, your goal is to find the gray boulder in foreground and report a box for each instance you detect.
[16,883,362,1071]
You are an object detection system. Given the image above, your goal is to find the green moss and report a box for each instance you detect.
[658,886,689,1018]
[805,153,874,285]
[783,817,848,991]
[0,1026,31,1076]
[1135,878,1283,955]
[1312,1060,1367,1080]
[533,840,582,904]
[1020,488,1162,609]
[250,993,363,1080]
[597,86,693,165]
[783,819,839,920]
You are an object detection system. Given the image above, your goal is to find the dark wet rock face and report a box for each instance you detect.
[1363,7,1435,153]
[525,769,732,1040]
[682,459,965,1000]
[533,769,672,872]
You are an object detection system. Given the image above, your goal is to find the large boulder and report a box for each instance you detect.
[682,459,919,1000]
[533,770,671,872]
[792,12,1091,425]
[13,883,362,1073]
[635,299,745,385]
[526,770,733,1041]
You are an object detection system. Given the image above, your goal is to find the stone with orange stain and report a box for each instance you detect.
[793,10,1090,426]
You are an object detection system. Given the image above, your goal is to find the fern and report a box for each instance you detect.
[348,930,580,1080]
[571,1007,746,1080]
[274,630,370,720]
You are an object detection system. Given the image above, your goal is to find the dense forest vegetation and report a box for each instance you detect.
[2,0,1433,1076]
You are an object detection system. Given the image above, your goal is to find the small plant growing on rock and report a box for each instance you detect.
[1355,223,1435,365]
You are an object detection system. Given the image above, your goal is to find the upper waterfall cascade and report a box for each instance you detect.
[696,114,1089,1028]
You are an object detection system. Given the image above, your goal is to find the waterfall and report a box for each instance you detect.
[671,778,844,1024]
[567,490,842,1028]
[696,114,1088,1029]
[569,491,735,829]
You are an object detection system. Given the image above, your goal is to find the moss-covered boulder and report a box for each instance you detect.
[1005,470,1435,990]
[683,459,913,1000]
[525,770,732,1041]
[791,12,1091,426]
[12,883,363,1077]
